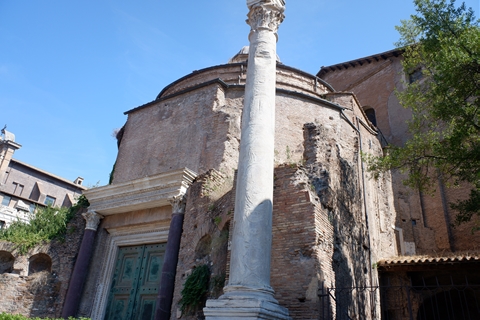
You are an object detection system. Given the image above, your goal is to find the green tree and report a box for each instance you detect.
[0,195,89,253]
[367,0,480,229]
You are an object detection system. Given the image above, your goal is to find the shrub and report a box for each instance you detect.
[0,195,89,254]
[179,264,210,314]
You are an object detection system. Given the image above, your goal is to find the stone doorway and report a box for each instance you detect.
[104,243,166,320]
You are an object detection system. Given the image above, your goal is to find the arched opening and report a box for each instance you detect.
[0,251,15,274]
[363,107,377,127]
[195,234,212,260]
[28,253,52,275]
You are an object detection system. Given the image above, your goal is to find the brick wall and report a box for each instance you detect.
[0,209,86,317]
[172,162,389,319]
[271,165,329,319]
[172,170,234,320]
[319,53,480,255]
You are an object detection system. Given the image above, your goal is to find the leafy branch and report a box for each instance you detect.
[0,195,90,254]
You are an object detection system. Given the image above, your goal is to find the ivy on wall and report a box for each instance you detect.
[179,264,210,314]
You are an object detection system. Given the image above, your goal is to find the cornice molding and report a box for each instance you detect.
[83,168,197,215]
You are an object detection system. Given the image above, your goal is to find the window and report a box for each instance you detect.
[29,203,36,213]
[1,196,11,207]
[364,108,377,127]
[0,221,5,229]
[409,68,423,84]
[2,170,9,184]
[44,196,56,206]
[12,182,24,196]
[15,200,30,212]
[74,177,84,185]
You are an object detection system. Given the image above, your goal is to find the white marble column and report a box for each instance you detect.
[204,1,290,319]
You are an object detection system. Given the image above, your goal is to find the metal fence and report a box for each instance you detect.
[319,276,480,320]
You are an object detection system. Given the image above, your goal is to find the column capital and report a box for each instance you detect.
[82,210,104,231]
[247,0,285,9]
[246,0,285,34]
[169,194,186,215]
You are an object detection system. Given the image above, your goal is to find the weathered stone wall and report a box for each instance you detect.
[301,121,385,319]
[114,85,238,184]
[319,53,480,255]
[0,271,61,317]
[170,114,396,319]
[271,166,327,319]
[82,59,398,319]
[319,57,407,144]
[115,88,370,185]
[0,209,86,317]
[171,170,234,320]
[114,64,358,186]
[172,167,330,320]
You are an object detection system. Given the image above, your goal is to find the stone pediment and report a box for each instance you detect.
[83,168,197,215]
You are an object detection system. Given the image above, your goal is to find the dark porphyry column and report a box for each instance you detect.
[155,195,187,320]
[61,210,103,318]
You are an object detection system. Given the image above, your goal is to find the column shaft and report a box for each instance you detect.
[155,214,184,320]
[228,28,277,291]
[155,196,186,320]
[61,210,103,318]
[204,1,290,319]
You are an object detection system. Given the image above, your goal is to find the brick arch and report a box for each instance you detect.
[218,215,232,231]
[0,241,17,254]
[0,250,15,274]
[192,222,216,249]
[28,253,52,275]
[195,234,212,260]
[28,244,60,273]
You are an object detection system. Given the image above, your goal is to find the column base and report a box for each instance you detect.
[203,288,291,320]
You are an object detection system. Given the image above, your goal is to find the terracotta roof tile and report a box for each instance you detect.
[378,254,480,267]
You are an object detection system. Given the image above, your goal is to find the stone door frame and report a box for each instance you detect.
[90,225,169,320]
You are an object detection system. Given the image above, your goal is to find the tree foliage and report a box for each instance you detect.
[0,313,90,320]
[0,195,90,253]
[367,0,480,228]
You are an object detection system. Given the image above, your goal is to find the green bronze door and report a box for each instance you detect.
[105,243,166,320]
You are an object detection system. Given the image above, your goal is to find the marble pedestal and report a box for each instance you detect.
[204,288,290,320]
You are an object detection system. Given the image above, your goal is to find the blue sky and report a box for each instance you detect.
[1,0,479,187]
